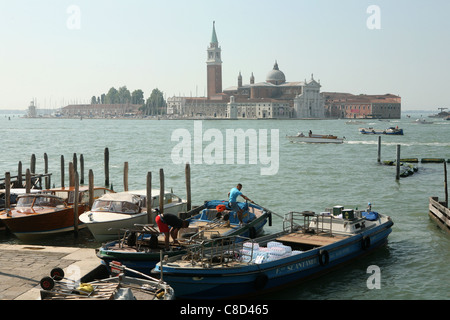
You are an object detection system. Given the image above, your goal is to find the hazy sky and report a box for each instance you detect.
[1,0,449,110]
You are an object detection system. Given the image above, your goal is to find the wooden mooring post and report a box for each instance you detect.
[377,136,381,163]
[60,155,65,188]
[4,172,10,209]
[123,162,129,192]
[159,168,164,215]
[396,144,401,180]
[89,169,94,209]
[104,147,110,188]
[147,172,153,224]
[30,154,36,174]
[80,154,85,185]
[73,171,79,238]
[444,162,448,208]
[185,163,192,211]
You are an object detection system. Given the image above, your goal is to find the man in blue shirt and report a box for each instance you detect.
[228,183,254,225]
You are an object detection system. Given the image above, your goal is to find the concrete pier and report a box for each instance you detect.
[0,244,103,300]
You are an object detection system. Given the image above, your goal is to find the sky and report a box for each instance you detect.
[0,0,449,111]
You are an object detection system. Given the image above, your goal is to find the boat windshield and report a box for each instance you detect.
[91,200,140,214]
[16,196,65,208]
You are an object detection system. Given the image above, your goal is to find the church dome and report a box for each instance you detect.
[266,61,286,85]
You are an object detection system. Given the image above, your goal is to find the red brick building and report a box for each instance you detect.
[323,92,401,119]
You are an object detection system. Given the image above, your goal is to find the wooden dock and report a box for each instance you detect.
[429,197,450,234]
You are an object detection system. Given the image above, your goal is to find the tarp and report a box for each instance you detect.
[362,211,379,221]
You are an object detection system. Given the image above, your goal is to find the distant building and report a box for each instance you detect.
[323,92,401,119]
[27,101,37,118]
[61,103,142,118]
[168,22,325,119]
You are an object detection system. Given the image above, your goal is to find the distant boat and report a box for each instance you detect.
[345,120,366,125]
[359,127,403,135]
[413,118,433,124]
[287,132,344,144]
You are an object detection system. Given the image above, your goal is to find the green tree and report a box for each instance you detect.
[142,88,166,115]
[118,86,131,104]
[90,96,97,104]
[105,87,119,104]
[131,89,145,105]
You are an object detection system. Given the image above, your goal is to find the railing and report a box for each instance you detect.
[283,211,336,235]
[181,235,253,268]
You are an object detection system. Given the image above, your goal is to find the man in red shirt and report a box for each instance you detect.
[155,213,190,250]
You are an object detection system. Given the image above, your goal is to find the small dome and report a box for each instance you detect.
[266,61,286,85]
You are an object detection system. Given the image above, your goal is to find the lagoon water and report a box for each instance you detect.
[1,112,449,300]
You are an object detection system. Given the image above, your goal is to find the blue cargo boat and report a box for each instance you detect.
[96,200,272,275]
[152,208,393,299]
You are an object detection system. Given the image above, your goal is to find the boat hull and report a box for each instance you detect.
[81,202,188,242]
[97,201,270,275]
[287,135,344,144]
[155,219,393,299]
[359,128,403,135]
[1,205,87,240]
[82,213,150,242]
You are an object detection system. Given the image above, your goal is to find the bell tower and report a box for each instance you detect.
[206,21,222,99]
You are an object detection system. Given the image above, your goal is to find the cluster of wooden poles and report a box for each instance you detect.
[2,147,193,237]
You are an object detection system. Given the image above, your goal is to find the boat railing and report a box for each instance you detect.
[180,235,256,268]
[283,211,338,237]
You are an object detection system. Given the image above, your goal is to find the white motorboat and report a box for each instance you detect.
[79,190,187,241]
[413,118,433,124]
[287,132,344,144]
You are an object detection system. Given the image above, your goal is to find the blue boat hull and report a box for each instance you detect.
[97,200,270,276]
[155,220,393,299]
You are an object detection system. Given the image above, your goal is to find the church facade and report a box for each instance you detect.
[167,22,325,119]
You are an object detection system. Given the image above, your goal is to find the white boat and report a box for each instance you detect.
[287,132,344,144]
[413,118,433,124]
[79,190,187,242]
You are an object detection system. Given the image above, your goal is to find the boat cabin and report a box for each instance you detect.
[91,193,143,214]
[43,186,113,205]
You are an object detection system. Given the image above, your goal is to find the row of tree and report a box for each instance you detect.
[90,86,167,115]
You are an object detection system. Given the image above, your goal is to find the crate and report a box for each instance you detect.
[342,209,355,220]
[332,206,344,216]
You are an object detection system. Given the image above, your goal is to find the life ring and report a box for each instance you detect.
[216,204,226,212]
[248,226,257,239]
[254,273,268,290]
[362,235,371,250]
[318,249,329,266]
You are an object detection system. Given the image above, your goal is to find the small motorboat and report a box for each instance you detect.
[79,189,187,242]
[0,186,113,240]
[152,207,393,299]
[413,118,433,124]
[96,200,273,275]
[359,127,403,135]
[0,188,40,230]
[287,132,344,144]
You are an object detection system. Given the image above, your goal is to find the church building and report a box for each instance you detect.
[167,22,325,119]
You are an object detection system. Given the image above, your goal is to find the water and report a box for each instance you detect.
[1,113,449,300]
